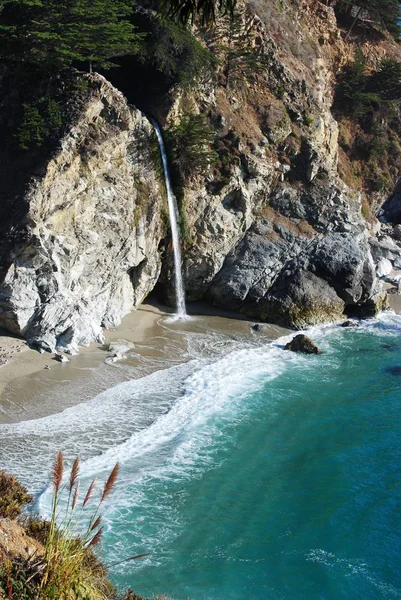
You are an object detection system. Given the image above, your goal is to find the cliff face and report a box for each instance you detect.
[168,0,395,327]
[0,75,165,352]
[1,0,400,350]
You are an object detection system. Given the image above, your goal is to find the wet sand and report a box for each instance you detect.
[0,301,287,425]
[2,293,400,426]
[387,290,401,313]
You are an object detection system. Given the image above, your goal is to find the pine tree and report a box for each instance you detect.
[165,0,236,25]
[208,7,269,89]
[337,0,401,38]
[0,0,141,70]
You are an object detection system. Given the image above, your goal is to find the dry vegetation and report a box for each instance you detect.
[0,459,171,600]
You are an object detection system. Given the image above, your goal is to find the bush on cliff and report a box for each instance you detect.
[137,14,217,91]
[0,454,155,600]
[0,470,32,520]
[168,113,218,182]
[334,51,401,194]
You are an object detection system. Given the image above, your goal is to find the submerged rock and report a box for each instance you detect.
[341,320,357,328]
[285,334,322,355]
[385,365,401,376]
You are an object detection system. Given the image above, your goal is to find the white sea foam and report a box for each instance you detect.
[306,549,401,598]
[38,340,301,563]
[3,312,401,493]
[75,344,293,478]
[4,312,401,515]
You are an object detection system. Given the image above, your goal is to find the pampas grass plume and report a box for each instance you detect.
[101,463,119,503]
[83,479,96,507]
[52,451,64,493]
[69,457,80,491]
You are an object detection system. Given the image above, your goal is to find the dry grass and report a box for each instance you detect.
[257,204,316,239]
[0,456,158,600]
[1,455,119,600]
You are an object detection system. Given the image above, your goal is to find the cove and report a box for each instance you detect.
[2,315,401,599]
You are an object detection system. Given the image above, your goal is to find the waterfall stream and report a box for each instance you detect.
[152,120,187,318]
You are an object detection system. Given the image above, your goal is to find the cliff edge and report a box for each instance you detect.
[1,0,401,350]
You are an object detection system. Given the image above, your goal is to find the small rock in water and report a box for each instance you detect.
[341,320,357,328]
[45,365,51,370]
[105,339,134,362]
[53,353,69,363]
[285,334,322,355]
[251,324,264,332]
[381,343,399,351]
[385,365,401,376]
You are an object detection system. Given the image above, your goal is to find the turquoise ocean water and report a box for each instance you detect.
[1,314,401,599]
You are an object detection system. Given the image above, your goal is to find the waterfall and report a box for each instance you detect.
[151,120,187,318]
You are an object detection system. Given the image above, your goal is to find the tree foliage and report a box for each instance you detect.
[16,97,64,150]
[164,0,236,25]
[336,0,401,38]
[0,0,141,70]
[138,14,217,89]
[208,8,269,88]
[334,51,401,194]
[334,51,401,118]
[168,113,218,181]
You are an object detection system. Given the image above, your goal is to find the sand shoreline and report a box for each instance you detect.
[1,295,400,425]
[0,301,288,425]
[0,303,166,398]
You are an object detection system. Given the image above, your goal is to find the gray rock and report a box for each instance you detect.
[393,225,401,240]
[0,6,396,345]
[106,339,134,361]
[377,258,393,278]
[340,320,357,328]
[54,353,69,363]
[0,74,165,352]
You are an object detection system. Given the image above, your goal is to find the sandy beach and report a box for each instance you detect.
[0,300,287,425]
[1,292,400,425]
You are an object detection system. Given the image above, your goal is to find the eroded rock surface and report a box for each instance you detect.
[0,74,165,352]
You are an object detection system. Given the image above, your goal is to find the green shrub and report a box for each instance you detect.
[334,52,401,120]
[304,113,314,127]
[16,103,48,151]
[138,14,217,90]
[0,471,32,519]
[369,58,401,101]
[334,50,383,119]
[334,51,401,194]
[16,96,64,151]
[168,113,218,181]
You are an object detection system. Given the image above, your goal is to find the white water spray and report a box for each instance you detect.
[152,120,187,318]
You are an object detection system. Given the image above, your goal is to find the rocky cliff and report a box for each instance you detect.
[1,0,401,350]
[0,74,165,352]
[169,0,397,326]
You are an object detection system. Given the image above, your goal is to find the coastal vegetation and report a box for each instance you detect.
[334,50,401,194]
[0,457,162,600]
[334,0,401,38]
